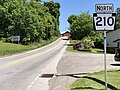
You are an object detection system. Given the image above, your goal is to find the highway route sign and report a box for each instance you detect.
[93,13,116,30]
[94,3,116,90]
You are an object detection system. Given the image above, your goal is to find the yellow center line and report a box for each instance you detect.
[0,40,64,68]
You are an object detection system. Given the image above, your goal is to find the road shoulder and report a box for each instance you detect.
[49,51,120,90]
[28,40,68,90]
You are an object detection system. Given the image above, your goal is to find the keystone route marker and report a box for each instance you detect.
[93,3,116,90]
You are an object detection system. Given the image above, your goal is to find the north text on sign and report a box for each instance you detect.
[95,4,114,13]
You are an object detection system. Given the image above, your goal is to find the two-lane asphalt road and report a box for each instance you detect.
[0,38,67,90]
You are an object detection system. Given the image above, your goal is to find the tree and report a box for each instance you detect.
[68,15,79,24]
[44,1,60,36]
[68,12,104,48]
[0,0,60,44]
[116,8,120,27]
[68,12,93,40]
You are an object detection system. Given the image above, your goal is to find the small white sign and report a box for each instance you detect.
[11,36,20,42]
[95,4,114,13]
[93,13,116,30]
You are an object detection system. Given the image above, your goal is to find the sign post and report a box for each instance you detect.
[104,31,107,90]
[93,4,116,90]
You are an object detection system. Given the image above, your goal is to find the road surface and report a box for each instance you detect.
[49,51,120,90]
[0,38,67,90]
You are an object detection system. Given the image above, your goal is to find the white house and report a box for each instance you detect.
[106,29,120,53]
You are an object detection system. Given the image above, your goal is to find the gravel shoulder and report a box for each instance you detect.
[49,51,120,90]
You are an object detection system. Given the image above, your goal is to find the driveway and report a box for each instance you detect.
[49,51,120,90]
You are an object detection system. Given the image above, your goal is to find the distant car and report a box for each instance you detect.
[114,48,120,61]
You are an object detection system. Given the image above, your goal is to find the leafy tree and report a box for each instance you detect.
[68,12,93,40]
[68,15,79,24]
[116,8,120,27]
[68,12,104,48]
[44,1,60,36]
[0,0,7,5]
[0,0,60,44]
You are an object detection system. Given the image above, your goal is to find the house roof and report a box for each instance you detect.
[113,39,120,42]
[107,26,120,33]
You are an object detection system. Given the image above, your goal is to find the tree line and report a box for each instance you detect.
[0,0,60,44]
[68,12,104,49]
[68,8,120,49]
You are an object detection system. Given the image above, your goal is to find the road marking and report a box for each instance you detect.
[0,40,64,68]
[27,41,68,90]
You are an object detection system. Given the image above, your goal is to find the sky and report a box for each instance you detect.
[43,0,120,33]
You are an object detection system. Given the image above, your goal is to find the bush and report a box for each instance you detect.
[73,42,82,50]
[73,41,94,50]
[1,38,11,42]
[82,36,94,49]
[73,36,95,51]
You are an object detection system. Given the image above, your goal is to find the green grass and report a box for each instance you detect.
[70,70,120,90]
[69,40,81,43]
[0,37,58,56]
[66,46,104,54]
[0,41,33,56]
[91,48,104,54]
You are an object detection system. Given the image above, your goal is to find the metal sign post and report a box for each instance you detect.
[104,31,107,90]
[93,3,116,90]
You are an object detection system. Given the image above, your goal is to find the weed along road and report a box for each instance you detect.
[0,38,67,90]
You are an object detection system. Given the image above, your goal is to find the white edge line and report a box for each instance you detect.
[27,40,69,90]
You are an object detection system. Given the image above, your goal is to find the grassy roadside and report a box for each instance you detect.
[66,46,104,54]
[0,37,59,56]
[0,41,34,56]
[70,70,120,90]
